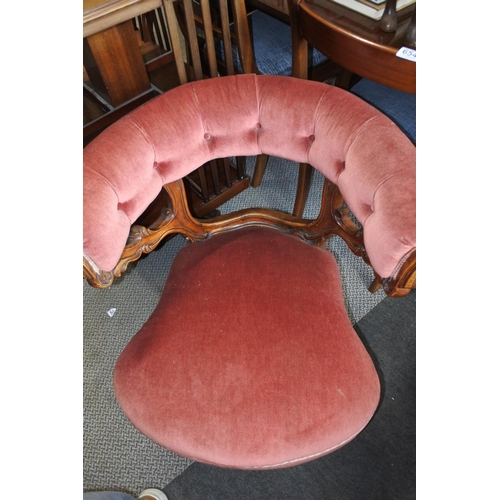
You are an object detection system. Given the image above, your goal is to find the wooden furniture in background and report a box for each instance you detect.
[83,0,172,144]
[247,0,415,90]
[403,9,416,48]
[380,0,398,32]
[288,0,416,92]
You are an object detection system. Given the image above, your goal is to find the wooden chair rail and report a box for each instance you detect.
[84,176,414,297]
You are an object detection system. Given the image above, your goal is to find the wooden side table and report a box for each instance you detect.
[83,0,165,143]
[246,0,415,91]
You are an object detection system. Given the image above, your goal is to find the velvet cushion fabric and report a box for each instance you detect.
[113,228,381,469]
[83,74,415,279]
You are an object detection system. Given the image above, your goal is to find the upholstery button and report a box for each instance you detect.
[255,123,262,129]
[309,134,315,142]
[204,133,211,140]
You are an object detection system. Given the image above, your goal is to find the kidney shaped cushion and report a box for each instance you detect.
[113,227,380,469]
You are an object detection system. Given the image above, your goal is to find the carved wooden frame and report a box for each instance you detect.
[83,176,415,297]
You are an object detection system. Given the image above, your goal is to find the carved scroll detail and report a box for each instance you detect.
[382,249,416,297]
[84,177,415,297]
[83,257,115,289]
[301,180,370,266]
[84,180,210,289]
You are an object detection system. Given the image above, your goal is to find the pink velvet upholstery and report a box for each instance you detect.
[83,74,415,279]
[113,227,380,469]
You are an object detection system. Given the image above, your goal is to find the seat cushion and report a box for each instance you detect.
[113,227,380,469]
[350,78,416,143]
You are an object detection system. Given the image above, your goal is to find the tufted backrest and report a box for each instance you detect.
[84,74,415,279]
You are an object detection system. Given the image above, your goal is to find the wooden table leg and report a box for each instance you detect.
[84,20,151,106]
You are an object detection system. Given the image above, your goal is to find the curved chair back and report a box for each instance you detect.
[84,74,415,295]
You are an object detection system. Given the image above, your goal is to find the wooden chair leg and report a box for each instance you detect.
[251,154,269,187]
[292,162,313,217]
[253,157,312,217]
[369,277,382,293]
[293,162,313,217]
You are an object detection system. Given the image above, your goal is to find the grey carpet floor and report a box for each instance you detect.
[83,156,388,495]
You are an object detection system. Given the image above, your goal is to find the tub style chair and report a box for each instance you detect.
[83,74,415,469]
